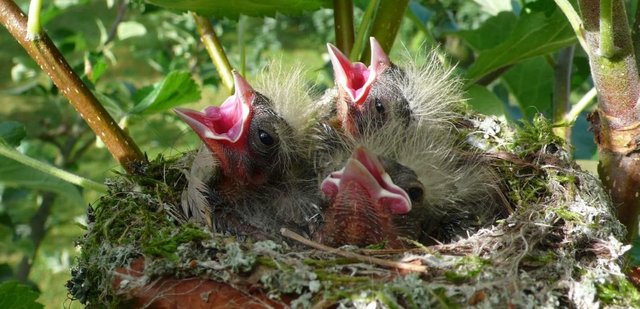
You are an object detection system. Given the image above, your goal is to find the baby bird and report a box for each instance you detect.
[312,120,505,248]
[324,37,461,136]
[313,145,414,247]
[175,67,322,239]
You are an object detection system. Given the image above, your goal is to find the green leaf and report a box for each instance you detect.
[501,56,553,119]
[465,8,576,84]
[0,281,43,309]
[86,53,108,83]
[465,84,507,118]
[130,71,201,115]
[117,21,147,40]
[0,156,83,206]
[457,12,517,51]
[145,0,331,19]
[0,121,26,147]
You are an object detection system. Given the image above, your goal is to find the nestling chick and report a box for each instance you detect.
[175,68,322,240]
[313,120,505,247]
[313,145,414,247]
[324,37,461,136]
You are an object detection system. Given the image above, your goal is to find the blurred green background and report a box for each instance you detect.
[0,0,602,306]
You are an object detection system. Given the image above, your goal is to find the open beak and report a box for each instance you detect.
[174,71,253,144]
[321,146,411,215]
[327,37,391,107]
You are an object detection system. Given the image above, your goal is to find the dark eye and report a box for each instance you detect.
[258,129,274,146]
[374,98,385,114]
[407,186,424,203]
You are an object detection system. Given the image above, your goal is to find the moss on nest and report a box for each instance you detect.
[68,115,639,308]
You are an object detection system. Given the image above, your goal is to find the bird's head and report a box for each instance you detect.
[315,146,414,247]
[175,71,290,187]
[327,37,410,136]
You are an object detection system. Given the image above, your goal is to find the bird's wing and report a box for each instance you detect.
[181,146,218,228]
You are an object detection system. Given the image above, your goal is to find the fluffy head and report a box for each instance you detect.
[252,60,326,171]
[393,48,463,128]
[176,70,314,189]
[315,119,503,245]
[325,39,463,136]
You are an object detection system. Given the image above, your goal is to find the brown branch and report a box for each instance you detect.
[333,0,355,55]
[0,0,145,174]
[578,0,640,241]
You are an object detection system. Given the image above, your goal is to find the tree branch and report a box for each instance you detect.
[191,13,234,93]
[578,0,640,241]
[362,0,409,63]
[0,0,145,174]
[333,0,355,55]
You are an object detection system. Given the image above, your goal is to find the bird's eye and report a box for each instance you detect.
[407,186,424,203]
[258,129,274,146]
[374,98,385,114]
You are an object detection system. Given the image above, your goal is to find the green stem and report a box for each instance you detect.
[0,143,107,192]
[363,0,410,63]
[191,13,234,93]
[350,0,380,61]
[552,45,575,142]
[333,0,355,55]
[0,0,145,174]
[26,0,42,40]
[554,0,588,52]
[564,87,597,123]
[599,0,615,58]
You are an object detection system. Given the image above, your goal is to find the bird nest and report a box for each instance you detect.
[67,114,639,308]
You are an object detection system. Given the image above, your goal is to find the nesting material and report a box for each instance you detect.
[67,114,639,308]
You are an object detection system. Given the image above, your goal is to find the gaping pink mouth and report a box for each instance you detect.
[321,146,412,215]
[327,37,391,107]
[174,72,253,143]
